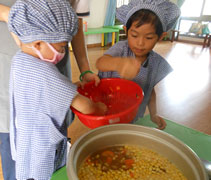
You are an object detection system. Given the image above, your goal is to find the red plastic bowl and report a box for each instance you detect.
[71,78,144,128]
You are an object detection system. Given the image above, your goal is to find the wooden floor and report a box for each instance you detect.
[0,41,210,179]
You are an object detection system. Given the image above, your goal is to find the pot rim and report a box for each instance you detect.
[67,124,208,180]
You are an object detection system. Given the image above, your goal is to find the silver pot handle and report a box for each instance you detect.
[201,158,211,179]
[67,141,72,160]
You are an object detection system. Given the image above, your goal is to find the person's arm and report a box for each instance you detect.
[96,54,141,80]
[0,4,10,22]
[148,88,166,130]
[0,4,21,47]
[71,18,89,73]
[71,93,107,115]
[71,18,100,85]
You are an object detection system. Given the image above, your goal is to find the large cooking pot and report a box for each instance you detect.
[67,124,208,180]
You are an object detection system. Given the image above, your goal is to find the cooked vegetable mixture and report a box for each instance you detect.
[78,145,187,180]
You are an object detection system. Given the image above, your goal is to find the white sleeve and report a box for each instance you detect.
[71,0,90,17]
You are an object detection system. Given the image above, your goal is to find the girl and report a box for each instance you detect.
[96,0,180,130]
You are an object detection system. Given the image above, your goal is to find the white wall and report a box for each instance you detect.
[83,0,108,45]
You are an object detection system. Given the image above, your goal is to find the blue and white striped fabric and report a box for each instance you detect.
[98,40,173,122]
[116,0,181,32]
[9,51,77,180]
[8,0,78,43]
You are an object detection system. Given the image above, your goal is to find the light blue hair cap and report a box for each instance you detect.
[116,0,181,32]
[8,0,78,43]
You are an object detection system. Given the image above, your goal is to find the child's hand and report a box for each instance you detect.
[117,58,141,80]
[74,81,83,87]
[150,115,166,130]
[93,101,107,116]
[82,72,100,87]
[71,94,107,115]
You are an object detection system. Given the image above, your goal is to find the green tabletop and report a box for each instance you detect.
[51,115,211,179]
[84,27,119,46]
[104,25,124,42]
[84,27,119,35]
[51,166,68,180]
[104,24,124,30]
[136,115,211,161]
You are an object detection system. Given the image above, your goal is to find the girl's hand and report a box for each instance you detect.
[150,115,166,130]
[117,58,141,80]
[93,101,107,116]
[82,72,100,87]
[74,81,82,87]
[71,94,107,115]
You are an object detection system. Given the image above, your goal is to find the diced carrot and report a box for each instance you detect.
[125,159,134,167]
[86,156,92,165]
[106,157,113,164]
[86,156,90,161]
[109,87,113,92]
[130,172,134,178]
[101,150,115,157]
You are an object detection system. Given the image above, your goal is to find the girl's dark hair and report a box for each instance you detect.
[126,9,163,37]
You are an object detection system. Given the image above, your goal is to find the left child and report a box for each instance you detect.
[7,0,107,179]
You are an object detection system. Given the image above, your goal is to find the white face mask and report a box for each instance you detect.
[30,42,65,64]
